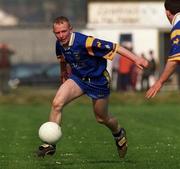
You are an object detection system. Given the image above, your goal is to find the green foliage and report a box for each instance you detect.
[0,88,180,169]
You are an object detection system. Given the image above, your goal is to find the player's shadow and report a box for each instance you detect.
[86,159,122,164]
[85,159,135,164]
[59,159,135,166]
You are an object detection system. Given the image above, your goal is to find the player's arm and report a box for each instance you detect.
[86,37,148,69]
[146,60,177,98]
[116,45,149,69]
[57,56,70,84]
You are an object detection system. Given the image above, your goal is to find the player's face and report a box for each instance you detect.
[53,22,72,46]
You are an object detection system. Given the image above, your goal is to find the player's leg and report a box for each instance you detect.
[37,79,84,157]
[49,78,84,124]
[92,97,127,158]
[92,97,119,133]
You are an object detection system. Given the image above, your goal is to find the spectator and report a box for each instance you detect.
[0,43,14,94]
[148,50,157,86]
[141,52,156,91]
[118,55,133,91]
[111,54,120,91]
[130,62,139,91]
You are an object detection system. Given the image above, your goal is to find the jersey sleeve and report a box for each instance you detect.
[85,36,118,60]
[168,28,180,62]
[56,40,62,58]
[56,40,65,62]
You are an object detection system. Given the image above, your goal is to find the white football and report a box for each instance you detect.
[38,122,62,144]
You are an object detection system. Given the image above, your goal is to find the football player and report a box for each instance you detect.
[37,16,148,158]
[146,0,180,98]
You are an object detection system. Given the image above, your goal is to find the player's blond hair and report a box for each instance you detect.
[53,16,72,29]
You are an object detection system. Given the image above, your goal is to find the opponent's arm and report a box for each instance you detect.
[155,61,177,85]
[146,61,177,98]
[116,45,149,69]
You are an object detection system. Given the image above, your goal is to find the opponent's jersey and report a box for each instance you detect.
[168,13,180,62]
[56,32,118,78]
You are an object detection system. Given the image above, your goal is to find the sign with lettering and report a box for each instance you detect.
[88,2,170,28]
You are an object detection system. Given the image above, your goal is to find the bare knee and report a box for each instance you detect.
[49,99,64,123]
[52,98,64,112]
[95,115,108,124]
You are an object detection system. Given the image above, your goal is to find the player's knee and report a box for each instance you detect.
[96,117,104,124]
[52,99,64,112]
[95,115,107,124]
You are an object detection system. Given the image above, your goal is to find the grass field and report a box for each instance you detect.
[1,87,180,169]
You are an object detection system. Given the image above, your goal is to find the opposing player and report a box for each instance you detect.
[37,16,148,158]
[146,0,180,98]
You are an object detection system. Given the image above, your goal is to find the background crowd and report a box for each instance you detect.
[112,47,157,92]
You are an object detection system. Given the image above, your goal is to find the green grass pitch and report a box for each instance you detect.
[0,88,180,169]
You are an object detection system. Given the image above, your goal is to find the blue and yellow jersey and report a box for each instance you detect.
[56,32,118,78]
[168,14,180,62]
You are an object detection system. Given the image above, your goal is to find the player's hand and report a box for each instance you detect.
[135,57,149,70]
[145,81,162,99]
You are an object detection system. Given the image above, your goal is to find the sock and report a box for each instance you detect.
[112,128,122,139]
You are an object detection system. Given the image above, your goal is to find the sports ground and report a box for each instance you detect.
[0,87,180,169]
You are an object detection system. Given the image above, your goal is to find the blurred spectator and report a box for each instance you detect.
[148,50,156,86]
[111,54,120,90]
[141,51,156,91]
[0,43,14,94]
[118,54,134,91]
[141,53,149,91]
[130,63,139,91]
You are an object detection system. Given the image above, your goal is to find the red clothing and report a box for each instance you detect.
[0,45,13,68]
[118,56,133,74]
